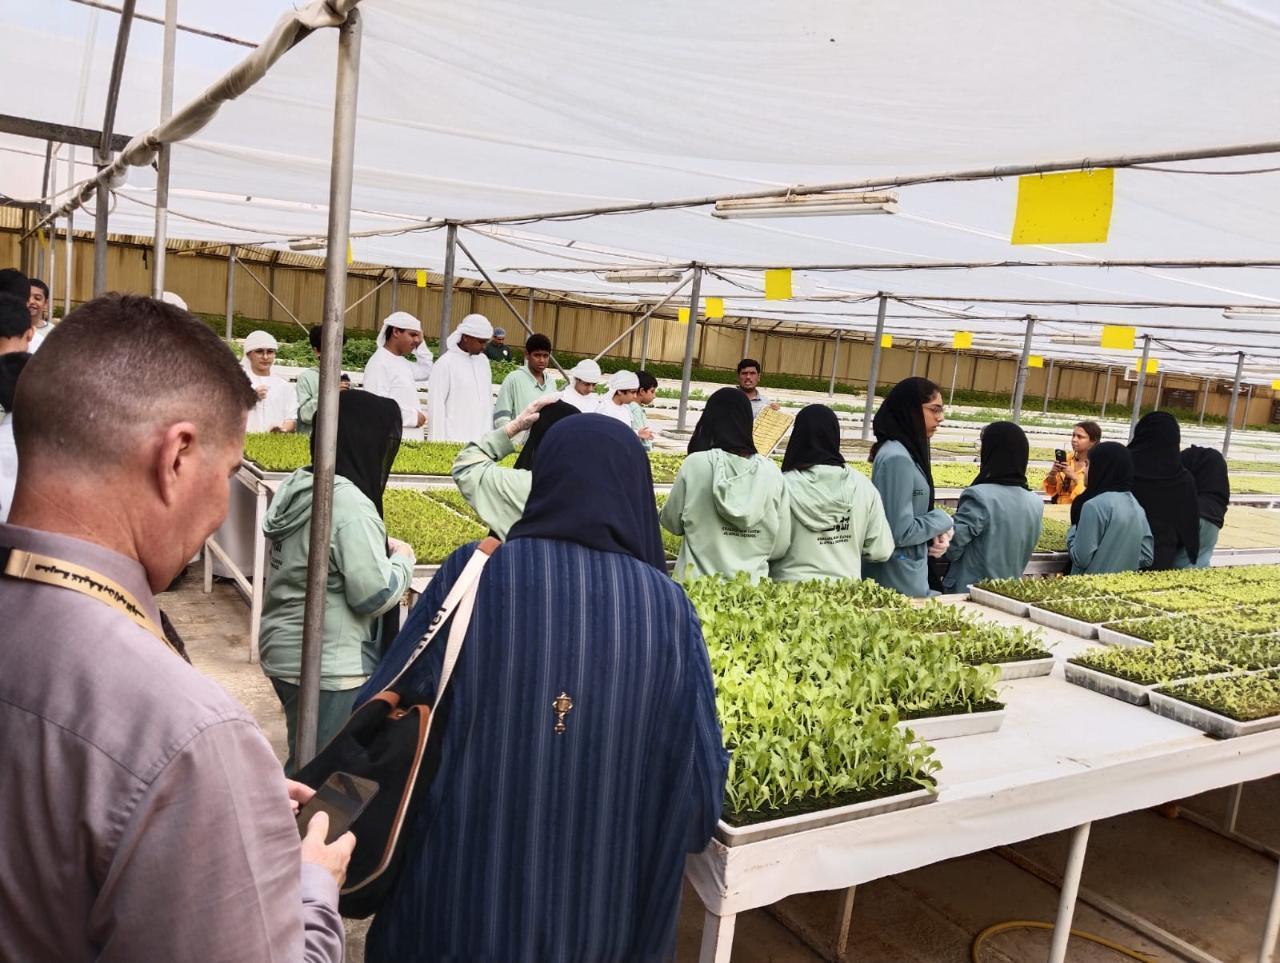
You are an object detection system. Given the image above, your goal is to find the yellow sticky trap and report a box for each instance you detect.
[764,269,792,300]
[1135,357,1159,374]
[706,297,725,319]
[1272,380,1280,391]
[346,241,354,265]
[678,307,691,324]
[1101,324,1136,350]
[953,331,973,350]
[1011,169,1114,245]
[880,334,893,349]
[1028,355,1044,369]
[416,269,428,288]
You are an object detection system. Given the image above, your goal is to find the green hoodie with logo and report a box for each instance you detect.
[770,464,895,582]
[258,469,413,688]
[660,449,790,582]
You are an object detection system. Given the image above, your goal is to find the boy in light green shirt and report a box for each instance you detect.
[630,370,658,451]
[493,333,556,428]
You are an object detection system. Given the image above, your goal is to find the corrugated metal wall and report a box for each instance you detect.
[2,213,1272,422]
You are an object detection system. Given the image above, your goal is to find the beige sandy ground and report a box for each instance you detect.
[170,573,1280,962]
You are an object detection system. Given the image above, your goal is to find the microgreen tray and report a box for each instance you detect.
[715,785,937,847]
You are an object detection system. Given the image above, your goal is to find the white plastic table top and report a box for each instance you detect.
[685,602,1280,918]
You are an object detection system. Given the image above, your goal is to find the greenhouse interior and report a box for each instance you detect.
[5,1,1280,961]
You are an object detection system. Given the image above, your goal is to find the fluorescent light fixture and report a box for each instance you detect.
[712,191,898,219]
[289,239,327,252]
[602,268,684,283]
[1223,306,1280,320]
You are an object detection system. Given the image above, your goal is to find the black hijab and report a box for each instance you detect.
[1128,412,1200,568]
[0,352,30,411]
[972,420,1029,488]
[309,389,402,518]
[870,377,937,507]
[781,404,845,473]
[512,400,579,471]
[508,415,666,571]
[1181,445,1229,529]
[1070,441,1135,526]
[687,386,756,456]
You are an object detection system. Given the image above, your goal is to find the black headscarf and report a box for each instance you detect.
[870,377,938,507]
[508,415,666,571]
[781,404,845,473]
[687,386,756,456]
[1181,445,1230,529]
[309,389,402,518]
[972,420,1029,488]
[1128,412,1200,568]
[0,351,30,411]
[512,400,579,471]
[1070,441,1135,526]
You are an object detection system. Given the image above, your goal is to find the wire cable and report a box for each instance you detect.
[971,920,1156,962]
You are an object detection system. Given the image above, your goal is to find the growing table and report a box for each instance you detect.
[685,638,1280,963]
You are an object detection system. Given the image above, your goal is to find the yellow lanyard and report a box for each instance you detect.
[1,545,177,655]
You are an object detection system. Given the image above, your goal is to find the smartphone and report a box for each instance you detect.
[297,772,379,843]
[1055,449,1067,463]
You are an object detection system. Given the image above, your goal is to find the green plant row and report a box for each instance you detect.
[383,489,488,564]
[1156,672,1280,723]
[1069,642,1230,687]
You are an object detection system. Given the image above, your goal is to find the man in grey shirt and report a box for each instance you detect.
[737,357,779,418]
[0,294,352,962]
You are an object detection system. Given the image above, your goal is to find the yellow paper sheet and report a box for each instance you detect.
[346,241,354,265]
[1028,355,1044,369]
[764,269,792,300]
[1135,357,1159,374]
[416,269,428,288]
[880,334,893,349]
[677,307,691,324]
[1011,169,1114,245]
[752,405,794,456]
[953,331,973,350]
[706,297,725,319]
[1272,380,1280,391]
[1100,324,1135,350]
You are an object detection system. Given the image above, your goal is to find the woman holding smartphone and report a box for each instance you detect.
[1044,420,1101,504]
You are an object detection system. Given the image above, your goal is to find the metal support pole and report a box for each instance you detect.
[1155,369,1165,410]
[1047,822,1092,963]
[151,0,177,298]
[1041,357,1055,416]
[860,296,889,440]
[591,276,692,361]
[236,259,307,333]
[742,318,752,358]
[910,339,920,377]
[297,8,362,769]
[389,267,398,313]
[1243,383,1254,430]
[224,245,236,341]
[1010,316,1036,424]
[64,147,74,314]
[1259,857,1280,963]
[948,348,960,406]
[439,223,457,347]
[640,313,652,370]
[827,331,842,397]
[1224,351,1245,457]
[1200,377,1211,426]
[93,0,137,297]
[1100,366,1112,420]
[676,266,703,432]
[1129,335,1152,440]
[46,147,58,305]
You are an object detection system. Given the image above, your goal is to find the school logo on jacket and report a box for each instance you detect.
[817,515,853,547]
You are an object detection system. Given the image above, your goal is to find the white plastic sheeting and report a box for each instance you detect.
[5,0,1280,376]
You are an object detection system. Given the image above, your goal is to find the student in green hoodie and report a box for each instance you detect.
[942,420,1044,594]
[771,404,893,581]
[863,377,954,597]
[1067,441,1154,575]
[259,391,415,772]
[452,395,580,539]
[493,333,557,429]
[661,387,790,581]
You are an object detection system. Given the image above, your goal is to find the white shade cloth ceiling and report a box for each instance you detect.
[5,0,1280,377]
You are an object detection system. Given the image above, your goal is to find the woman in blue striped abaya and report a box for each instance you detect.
[359,414,728,963]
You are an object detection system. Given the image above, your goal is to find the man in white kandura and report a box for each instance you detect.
[560,358,602,414]
[241,330,297,433]
[427,314,494,443]
[363,311,433,441]
[599,370,640,428]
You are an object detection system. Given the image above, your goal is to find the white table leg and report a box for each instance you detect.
[836,885,857,960]
[202,538,213,593]
[249,485,267,664]
[1226,782,1244,833]
[1047,821,1092,963]
[1259,855,1280,963]
[698,909,736,963]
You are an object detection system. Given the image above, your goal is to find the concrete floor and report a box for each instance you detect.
[168,571,1280,963]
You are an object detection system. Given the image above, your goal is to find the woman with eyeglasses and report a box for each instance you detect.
[1043,420,1101,504]
[864,377,954,597]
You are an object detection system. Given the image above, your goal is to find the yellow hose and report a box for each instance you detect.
[971,920,1157,962]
